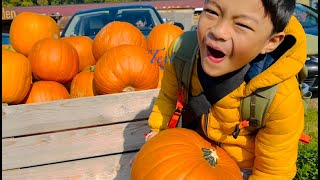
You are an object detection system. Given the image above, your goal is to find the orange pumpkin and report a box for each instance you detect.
[147,24,183,87]
[131,128,242,180]
[2,50,32,104]
[10,12,60,56]
[93,44,159,94]
[70,65,96,98]
[24,81,70,104]
[92,21,147,61]
[61,36,96,71]
[28,38,79,83]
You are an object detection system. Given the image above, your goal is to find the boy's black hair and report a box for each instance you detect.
[261,0,296,33]
[203,0,296,33]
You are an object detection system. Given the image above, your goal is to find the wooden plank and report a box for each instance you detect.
[3,120,148,170]
[2,89,159,138]
[2,152,135,180]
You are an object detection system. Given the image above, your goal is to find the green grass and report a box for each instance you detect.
[294,108,318,180]
[302,108,318,142]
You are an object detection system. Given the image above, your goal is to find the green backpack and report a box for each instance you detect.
[168,31,311,143]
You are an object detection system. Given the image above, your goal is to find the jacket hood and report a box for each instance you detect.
[244,16,307,96]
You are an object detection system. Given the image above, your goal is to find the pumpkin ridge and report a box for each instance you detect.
[112,52,127,91]
[179,160,205,179]
[137,142,200,161]
[131,58,158,89]
[216,165,243,179]
[145,153,203,179]
[140,151,198,179]
[135,64,158,89]
[117,52,131,88]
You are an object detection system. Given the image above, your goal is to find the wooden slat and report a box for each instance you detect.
[2,152,135,180]
[2,89,159,138]
[3,120,148,170]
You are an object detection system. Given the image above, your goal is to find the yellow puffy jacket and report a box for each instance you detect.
[148,16,307,179]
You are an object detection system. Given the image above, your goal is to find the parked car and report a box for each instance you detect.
[294,3,318,36]
[191,3,318,93]
[294,3,318,93]
[61,4,184,39]
[2,33,10,45]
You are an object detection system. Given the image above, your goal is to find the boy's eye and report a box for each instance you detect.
[203,9,218,17]
[236,23,253,31]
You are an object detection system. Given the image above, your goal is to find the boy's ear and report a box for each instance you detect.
[260,32,285,54]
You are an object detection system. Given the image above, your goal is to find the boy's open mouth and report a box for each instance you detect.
[208,46,225,59]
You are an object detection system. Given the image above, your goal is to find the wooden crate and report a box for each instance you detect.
[2,89,160,180]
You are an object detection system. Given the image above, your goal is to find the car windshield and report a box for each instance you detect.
[64,7,162,38]
[294,4,318,36]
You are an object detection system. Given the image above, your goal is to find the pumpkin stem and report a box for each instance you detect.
[202,148,219,167]
[122,86,135,92]
[89,65,95,72]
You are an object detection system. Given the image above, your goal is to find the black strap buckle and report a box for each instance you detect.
[232,124,240,139]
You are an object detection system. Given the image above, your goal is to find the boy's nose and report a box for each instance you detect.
[208,21,231,41]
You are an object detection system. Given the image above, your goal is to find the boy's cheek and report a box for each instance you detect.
[197,17,211,41]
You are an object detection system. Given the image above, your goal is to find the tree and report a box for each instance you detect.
[8,0,21,6]
[49,0,61,5]
[37,0,49,5]
[83,0,104,3]
[21,0,34,6]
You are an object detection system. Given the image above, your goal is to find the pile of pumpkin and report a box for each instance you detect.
[2,12,183,105]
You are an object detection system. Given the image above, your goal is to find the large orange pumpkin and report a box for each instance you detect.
[61,36,96,71]
[70,65,96,98]
[9,12,60,56]
[93,44,159,94]
[28,38,79,83]
[92,21,147,61]
[147,24,183,87]
[131,128,242,180]
[24,81,70,104]
[2,50,32,104]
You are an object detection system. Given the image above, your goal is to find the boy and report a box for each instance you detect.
[135,0,307,179]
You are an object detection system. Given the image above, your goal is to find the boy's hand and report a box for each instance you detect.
[130,131,159,167]
[144,131,158,142]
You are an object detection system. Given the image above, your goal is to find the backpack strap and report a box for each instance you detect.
[232,84,279,139]
[172,31,199,104]
[167,31,199,128]
[233,83,311,144]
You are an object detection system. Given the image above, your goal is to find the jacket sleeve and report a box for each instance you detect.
[148,41,179,132]
[249,15,307,180]
[249,79,305,180]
